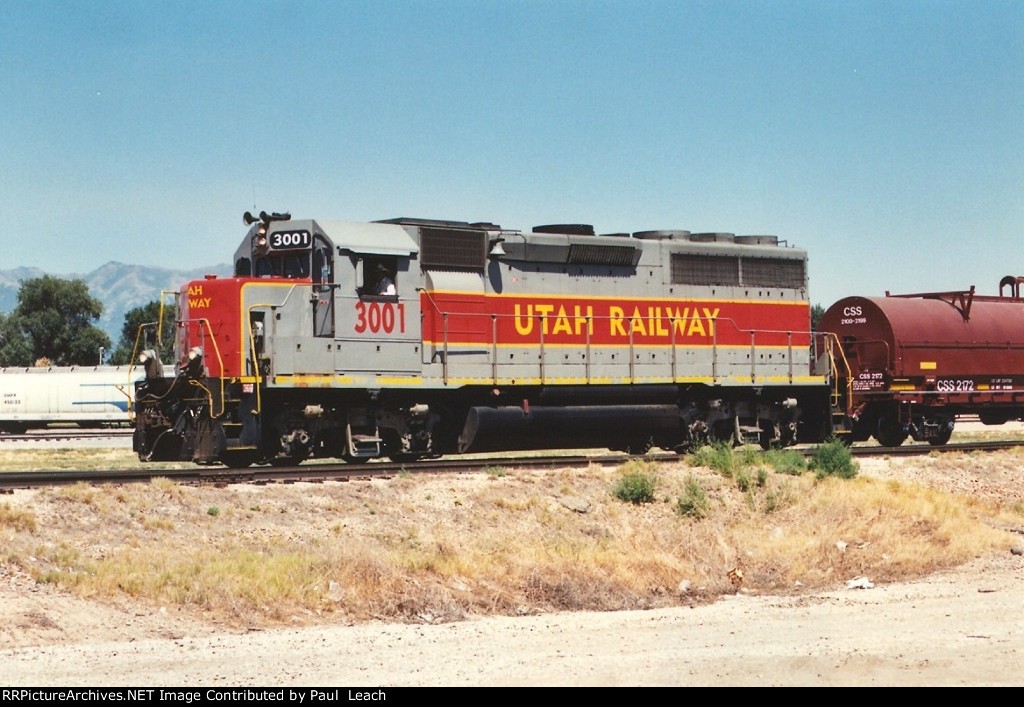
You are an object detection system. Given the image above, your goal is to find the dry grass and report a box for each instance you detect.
[2,444,1021,629]
[0,447,197,472]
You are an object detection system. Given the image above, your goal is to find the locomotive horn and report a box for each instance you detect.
[243,211,258,225]
[256,211,292,224]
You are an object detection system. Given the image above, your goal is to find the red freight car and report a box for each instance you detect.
[819,278,1024,446]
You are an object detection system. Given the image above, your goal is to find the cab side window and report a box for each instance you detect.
[360,258,398,298]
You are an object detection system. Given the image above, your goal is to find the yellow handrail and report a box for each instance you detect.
[822,332,854,415]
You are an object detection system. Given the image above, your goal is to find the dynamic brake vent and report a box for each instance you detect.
[566,244,637,267]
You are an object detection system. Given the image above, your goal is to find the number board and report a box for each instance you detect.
[268,230,312,250]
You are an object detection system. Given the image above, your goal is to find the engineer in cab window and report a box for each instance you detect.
[373,263,396,296]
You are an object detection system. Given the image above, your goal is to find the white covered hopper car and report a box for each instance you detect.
[0,366,142,433]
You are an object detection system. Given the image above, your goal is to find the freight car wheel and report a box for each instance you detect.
[927,425,953,446]
[875,417,907,448]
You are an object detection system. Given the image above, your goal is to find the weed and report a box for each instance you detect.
[689,442,735,477]
[207,506,220,517]
[142,517,175,531]
[736,468,753,492]
[612,467,657,504]
[0,503,37,533]
[808,439,859,479]
[676,476,710,518]
[485,466,508,478]
[763,448,807,476]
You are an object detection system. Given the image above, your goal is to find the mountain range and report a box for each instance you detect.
[0,262,232,350]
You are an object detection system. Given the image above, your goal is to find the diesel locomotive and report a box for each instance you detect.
[131,211,835,466]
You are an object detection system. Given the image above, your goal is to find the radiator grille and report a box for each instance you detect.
[741,258,806,288]
[671,254,740,285]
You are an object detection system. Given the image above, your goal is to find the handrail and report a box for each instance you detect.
[175,316,227,417]
[245,284,303,415]
[821,332,854,415]
[127,289,179,418]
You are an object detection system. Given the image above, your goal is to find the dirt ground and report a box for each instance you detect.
[2,437,1024,686]
[1,547,1022,686]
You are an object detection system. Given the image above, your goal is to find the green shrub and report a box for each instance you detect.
[736,467,753,492]
[756,467,768,488]
[689,442,736,476]
[762,448,807,476]
[612,469,658,504]
[676,476,711,519]
[808,439,858,479]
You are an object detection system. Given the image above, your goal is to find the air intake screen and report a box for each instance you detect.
[567,244,637,266]
[420,228,487,270]
[671,254,740,285]
[741,258,806,288]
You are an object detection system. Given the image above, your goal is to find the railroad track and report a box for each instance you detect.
[0,428,133,444]
[2,440,1023,491]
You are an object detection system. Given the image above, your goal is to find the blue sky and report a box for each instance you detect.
[2,0,1021,308]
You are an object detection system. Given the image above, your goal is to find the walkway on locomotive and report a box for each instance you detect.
[181,217,829,393]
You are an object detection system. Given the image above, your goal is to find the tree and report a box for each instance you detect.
[811,304,825,331]
[0,311,32,366]
[109,300,176,365]
[4,276,111,366]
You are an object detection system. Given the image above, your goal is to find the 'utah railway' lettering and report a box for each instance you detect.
[515,305,594,336]
[512,303,719,338]
[187,285,211,309]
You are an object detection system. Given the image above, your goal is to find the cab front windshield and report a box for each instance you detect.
[254,252,310,278]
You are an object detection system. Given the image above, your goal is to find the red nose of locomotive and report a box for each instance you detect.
[177,276,247,379]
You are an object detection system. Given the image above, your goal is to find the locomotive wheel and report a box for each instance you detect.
[221,450,258,468]
[874,417,907,448]
[388,453,425,463]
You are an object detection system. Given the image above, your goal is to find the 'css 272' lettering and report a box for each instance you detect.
[354,301,406,334]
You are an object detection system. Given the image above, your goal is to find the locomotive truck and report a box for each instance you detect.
[132,212,836,466]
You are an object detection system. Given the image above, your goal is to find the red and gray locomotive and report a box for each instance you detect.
[133,211,834,466]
